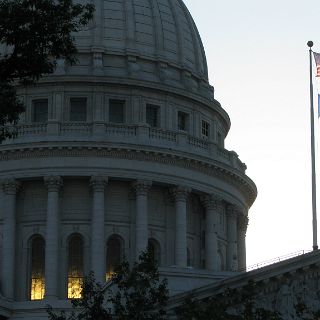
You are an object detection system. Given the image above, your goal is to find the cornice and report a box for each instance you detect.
[0,145,257,206]
[167,250,320,310]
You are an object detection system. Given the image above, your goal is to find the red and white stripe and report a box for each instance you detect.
[314,52,320,77]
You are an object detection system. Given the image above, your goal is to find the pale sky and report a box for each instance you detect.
[184,0,320,266]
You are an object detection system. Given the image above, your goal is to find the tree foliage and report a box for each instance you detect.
[47,250,168,320]
[47,272,112,320]
[110,250,168,320]
[0,0,94,139]
[175,280,320,320]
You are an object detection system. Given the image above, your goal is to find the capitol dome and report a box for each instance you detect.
[75,0,208,79]
[0,0,256,319]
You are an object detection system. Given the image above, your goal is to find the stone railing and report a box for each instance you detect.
[60,122,93,134]
[243,250,313,272]
[106,123,137,136]
[2,122,246,173]
[12,123,47,136]
[149,127,177,142]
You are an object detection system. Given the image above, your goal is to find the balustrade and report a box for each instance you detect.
[2,122,246,173]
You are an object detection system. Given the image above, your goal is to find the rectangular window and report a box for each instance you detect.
[146,104,159,127]
[70,98,87,121]
[178,111,188,131]
[201,120,210,138]
[32,99,48,123]
[217,132,223,146]
[109,99,125,123]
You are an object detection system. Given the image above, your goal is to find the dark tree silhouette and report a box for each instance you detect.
[0,0,94,140]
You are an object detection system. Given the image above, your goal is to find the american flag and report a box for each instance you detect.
[314,52,320,77]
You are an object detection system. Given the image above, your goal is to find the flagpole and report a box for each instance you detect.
[307,40,318,251]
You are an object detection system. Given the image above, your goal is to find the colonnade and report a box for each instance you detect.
[0,176,248,300]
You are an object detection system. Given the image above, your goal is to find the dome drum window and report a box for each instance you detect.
[69,98,87,122]
[146,104,159,127]
[32,99,48,123]
[201,120,210,139]
[178,111,189,132]
[109,99,125,123]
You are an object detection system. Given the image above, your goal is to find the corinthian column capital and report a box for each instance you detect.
[201,193,223,210]
[227,204,243,219]
[2,178,21,195]
[90,176,108,192]
[238,215,249,233]
[132,180,152,196]
[44,176,63,192]
[170,186,191,202]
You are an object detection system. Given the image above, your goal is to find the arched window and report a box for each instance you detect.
[201,230,206,249]
[106,235,123,280]
[217,251,224,271]
[148,238,160,266]
[30,235,45,300]
[187,248,191,267]
[67,234,84,299]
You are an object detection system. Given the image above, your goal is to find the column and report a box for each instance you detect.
[44,176,62,300]
[238,214,249,271]
[171,186,190,268]
[201,194,221,271]
[226,205,239,272]
[1,178,20,300]
[90,176,108,284]
[132,180,152,259]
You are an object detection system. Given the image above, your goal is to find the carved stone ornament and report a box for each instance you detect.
[132,180,152,196]
[275,278,297,320]
[201,193,223,210]
[127,56,141,77]
[238,215,249,233]
[170,186,191,202]
[0,146,257,206]
[44,176,63,192]
[227,204,242,219]
[2,178,21,195]
[92,52,104,75]
[90,176,108,192]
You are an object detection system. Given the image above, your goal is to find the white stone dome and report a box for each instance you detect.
[76,0,208,79]
[0,1,257,318]
[53,0,214,102]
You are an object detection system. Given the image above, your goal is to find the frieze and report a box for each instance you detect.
[0,145,257,205]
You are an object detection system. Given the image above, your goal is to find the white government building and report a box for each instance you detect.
[3,0,317,319]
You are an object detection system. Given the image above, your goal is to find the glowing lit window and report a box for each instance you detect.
[68,234,84,299]
[30,236,45,300]
[106,236,122,281]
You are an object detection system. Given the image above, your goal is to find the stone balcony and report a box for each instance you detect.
[2,122,247,174]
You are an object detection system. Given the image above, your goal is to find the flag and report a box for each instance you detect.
[314,52,320,77]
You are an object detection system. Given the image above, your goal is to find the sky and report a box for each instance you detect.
[183,0,320,267]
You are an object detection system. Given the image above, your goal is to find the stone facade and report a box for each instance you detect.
[0,0,257,319]
[167,251,320,319]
